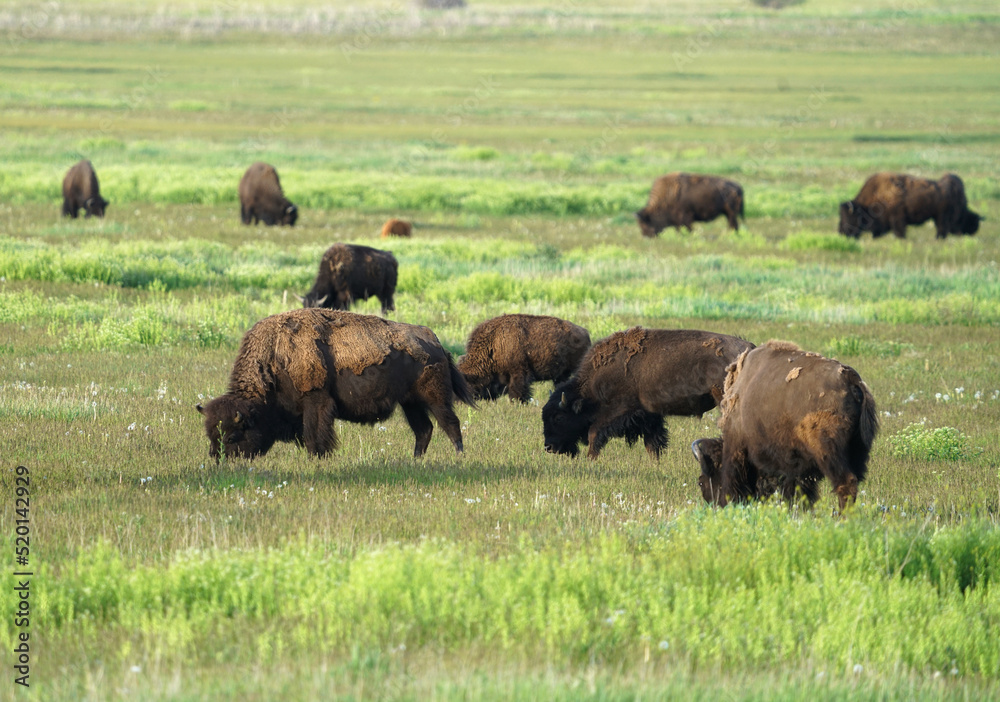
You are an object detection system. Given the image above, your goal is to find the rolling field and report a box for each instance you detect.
[1,1,999,699]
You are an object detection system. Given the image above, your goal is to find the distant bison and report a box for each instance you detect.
[238,162,298,226]
[838,172,982,239]
[381,218,412,238]
[692,340,878,511]
[197,308,474,460]
[636,173,744,236]
[62,160,108,218]
[458,314,591,402]
[542,327,753,459]
[297,243,398,316]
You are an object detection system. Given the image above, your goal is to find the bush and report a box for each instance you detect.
[889,423,982,461]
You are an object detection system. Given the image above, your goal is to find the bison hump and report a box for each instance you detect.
[322,311,431,375]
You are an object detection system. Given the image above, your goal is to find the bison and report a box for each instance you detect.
[297,243,398,316]
[381,218,412,238]
[542,327,753,460]
[62,160,108,218]
[458,314,591,402]
[691,340,878,511]
[238,162,298,226]
[196,308,475,460]
[636,173,744,236]
[838,172,982,239]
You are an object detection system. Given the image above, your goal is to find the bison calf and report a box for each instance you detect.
[381,218,412,238]
[542,327,753,460]
[62,160,108,218]
[238,162,298,226]
[197,308,475,460]
[458,314,591,402]
[838,172,982,240]
[692,340,878,512]
[297,243,398,316]
[636,173,744,236]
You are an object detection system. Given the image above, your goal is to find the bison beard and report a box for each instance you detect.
[692,341,878,512]
[196,309,474,461]
[541,327,753,460]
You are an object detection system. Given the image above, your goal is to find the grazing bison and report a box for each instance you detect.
[542,327,753,459]
[381,218,412,238]
[62,160,108,218]
[297,243,398,316]
[636,173,744,236]
[458,314,591,402]
[238,162,298,226]
[838,172,982,239]
[692,340,878,511]
[196,308,475,460]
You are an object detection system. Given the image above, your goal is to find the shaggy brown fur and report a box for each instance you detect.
[197,309,474,461]
[299,243,398,316]
[542,328,753,460]
[62,160,108,218]
[457,314,591,402]
[238,162,297,226]
[381,219,412,238]
[838,172,982,239]
[694,340,879,512]
[635,173,744,236]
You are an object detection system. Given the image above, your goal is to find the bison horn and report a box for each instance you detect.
[316,294,329,307]
[233,411,242,425]
[286,205,296,214]
[559,392,567,409]
[196,403,205,414]
[846,201,854,215]
[691,440,702,460]
[294,293,306,304]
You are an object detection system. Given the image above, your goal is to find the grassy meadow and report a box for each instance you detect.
[1,1,999,699]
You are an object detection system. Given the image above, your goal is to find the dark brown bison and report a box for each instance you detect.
[62,160,108,218]
[238,162,298,226]
[457,314,591,402]
[381,218,412,238]
[196,308,474,460]
[296,243,398,316]
[838,172,982,239]
[542,328,753,459]
[636,173,744,236]
[691,340,878,511]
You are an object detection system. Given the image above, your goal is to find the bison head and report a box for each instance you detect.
[85,196,108,218]
[956,209,983,236]
[281,204,298,226]
[691,438,724,504]
[635,209,660,238]
[541,382,594,457]
[296,292,331,308]
[837,200,867,238]
[197,395,275,461]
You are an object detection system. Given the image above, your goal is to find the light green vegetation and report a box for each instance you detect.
[1,1,999,699]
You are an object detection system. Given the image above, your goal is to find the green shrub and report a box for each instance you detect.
[889,423,982,461]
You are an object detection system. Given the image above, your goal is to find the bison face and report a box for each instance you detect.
[85,196,108,218]
[281,204,298,226]
[197,396,274,461]
[838,201,864,237]
[691,438,724,504]
[635,209,660,238]
[957,210,983,235]
[541,385,593,457]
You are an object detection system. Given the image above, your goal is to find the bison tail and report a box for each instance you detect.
[858,381,879,450]
[448,354,478,409]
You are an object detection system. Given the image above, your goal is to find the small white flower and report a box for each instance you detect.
[268,491,274,498]
[128,422,136,431]
[853,664,863,674]
[658,641,669,651]
[951,668,959,676]
[130,665,141,673]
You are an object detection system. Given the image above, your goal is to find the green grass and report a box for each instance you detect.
[1,1,999,699]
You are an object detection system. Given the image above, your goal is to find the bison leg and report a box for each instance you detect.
[62,199,77,218]
[240,204,252,225]
[833,473,859,513]
[719,448,758,506]
[506,373,532,403]
[408,361,465,454]
[302,393,337,457]
[380,293,395,316]
[642,415,668,460]
[934,217,949,240]
[401,403,435,457]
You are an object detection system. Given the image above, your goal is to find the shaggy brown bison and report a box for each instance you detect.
[62,160,108,218]
[636,173,744,236]
[692,340,878,511]
[458,314,591,402]
[297,243,398,316]
[196,308,474,460]
[381,218,412,238]
[838,172,982,239]
[542,327,753,459]
[238,162,297,226]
